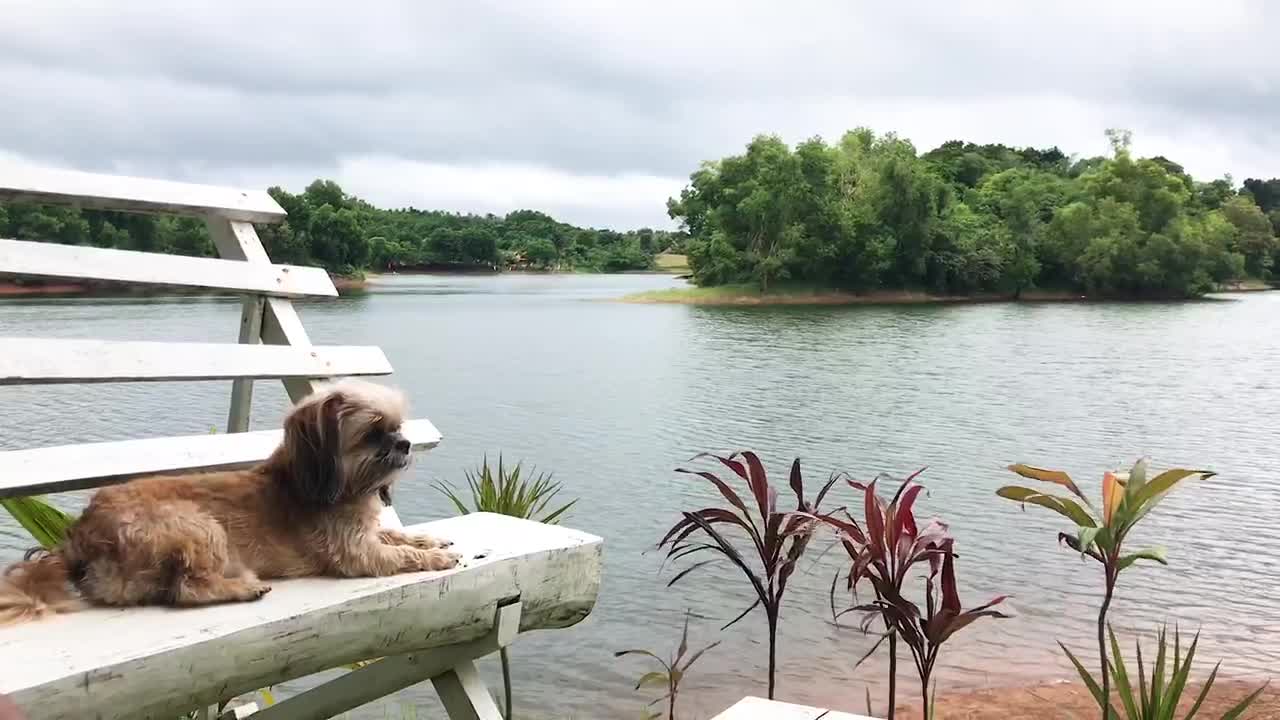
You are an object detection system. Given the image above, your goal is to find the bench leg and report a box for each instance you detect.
[432,660,504,720]
[239,598,521,720]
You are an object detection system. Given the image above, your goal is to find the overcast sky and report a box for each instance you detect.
[1,1,1276,229]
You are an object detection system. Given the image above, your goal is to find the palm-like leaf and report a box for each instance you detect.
[997,486,1098,528]
[1,496,75,548]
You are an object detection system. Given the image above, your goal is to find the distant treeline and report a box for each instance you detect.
[668,128,1280,297]
[0,180,686,275]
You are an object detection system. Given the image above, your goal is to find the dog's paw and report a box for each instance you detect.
[414,548,461,571]
[239,581,273,601]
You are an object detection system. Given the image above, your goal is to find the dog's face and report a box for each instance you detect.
[279,379,412,506]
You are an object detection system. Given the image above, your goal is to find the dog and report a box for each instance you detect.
[0,378,459,625]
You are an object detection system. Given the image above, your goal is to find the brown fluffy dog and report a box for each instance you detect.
[0,379,459,625]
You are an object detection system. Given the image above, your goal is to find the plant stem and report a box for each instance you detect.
[887,633,897,720]
[1097,572,1115,720]
[920,672,930,720]
[500,647,513,719]
[767,610,778,700]
[668,681,677,720]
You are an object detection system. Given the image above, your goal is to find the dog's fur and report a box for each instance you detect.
[0,379,458,625]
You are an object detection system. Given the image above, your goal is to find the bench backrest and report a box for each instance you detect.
[0,166,438,510]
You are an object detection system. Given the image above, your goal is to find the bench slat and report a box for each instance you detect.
[0,418,441,498]
[0,338,393,386]
[0,238,336,297]
[0,165,286,223]
[0,513,603,720]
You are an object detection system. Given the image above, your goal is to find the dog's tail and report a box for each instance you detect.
[0,548,81,625]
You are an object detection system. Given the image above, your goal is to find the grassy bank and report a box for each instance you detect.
[622,280,1279,306]
[653,252,690,274]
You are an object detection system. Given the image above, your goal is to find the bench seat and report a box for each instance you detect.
[0,513,603,720]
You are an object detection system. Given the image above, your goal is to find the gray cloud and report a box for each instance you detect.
[2,0,1277,228]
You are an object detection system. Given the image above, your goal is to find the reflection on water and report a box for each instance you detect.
[2,275,1277,718]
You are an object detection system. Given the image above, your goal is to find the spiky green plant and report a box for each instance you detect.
[0,496,75,549]
[434,455,576,525]
[1062,625,1268,720]
[434,455,578,719]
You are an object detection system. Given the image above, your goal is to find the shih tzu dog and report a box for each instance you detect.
[0,379,458,625]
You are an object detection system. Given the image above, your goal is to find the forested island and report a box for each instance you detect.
[0,180,682,279]
[666,128,1280,299]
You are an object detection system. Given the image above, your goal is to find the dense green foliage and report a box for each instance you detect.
[0,179,680,275]
[668,128,1280,297]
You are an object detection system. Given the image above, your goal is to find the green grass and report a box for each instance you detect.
[653,253,690,273]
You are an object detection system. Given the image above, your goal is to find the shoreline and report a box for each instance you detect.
[620,284,1277,306]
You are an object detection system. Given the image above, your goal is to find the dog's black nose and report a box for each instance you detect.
[395,438,411,453]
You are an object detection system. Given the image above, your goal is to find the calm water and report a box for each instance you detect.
[2,275,1277,718]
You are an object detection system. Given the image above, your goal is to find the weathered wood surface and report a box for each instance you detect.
[0,238,336,297]
[0,166,286,222]
[0,513,603,720]
[713,696,879,720]
[0,338,392,385]
[0,418,441,498]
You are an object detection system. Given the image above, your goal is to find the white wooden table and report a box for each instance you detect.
[0,513,603,720]
[714,696,880,720]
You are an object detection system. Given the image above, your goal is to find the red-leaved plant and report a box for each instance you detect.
[811,472,1010,719]
[658,451,834,699]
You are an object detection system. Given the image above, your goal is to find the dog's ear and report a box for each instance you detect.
[283,391,346,506]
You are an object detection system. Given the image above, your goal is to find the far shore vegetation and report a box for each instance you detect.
[668,127,1280,300]
[4,126,1280,304]
[0,181,686,279]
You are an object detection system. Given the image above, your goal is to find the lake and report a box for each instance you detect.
[2,274,1277,718]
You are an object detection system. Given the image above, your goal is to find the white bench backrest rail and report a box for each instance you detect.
[0,238,336,298]
[0,165,286,223]
[0,166,419,498]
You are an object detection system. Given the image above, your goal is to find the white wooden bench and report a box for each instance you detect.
[0,167,603,720]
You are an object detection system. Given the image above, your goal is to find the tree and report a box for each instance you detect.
[1193,177,1235,211]
[308,203,367,272]
[524,237,558,268]
[1220,196,1278,278]
[975,168,1070,295]
[1242,177,1280,214]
